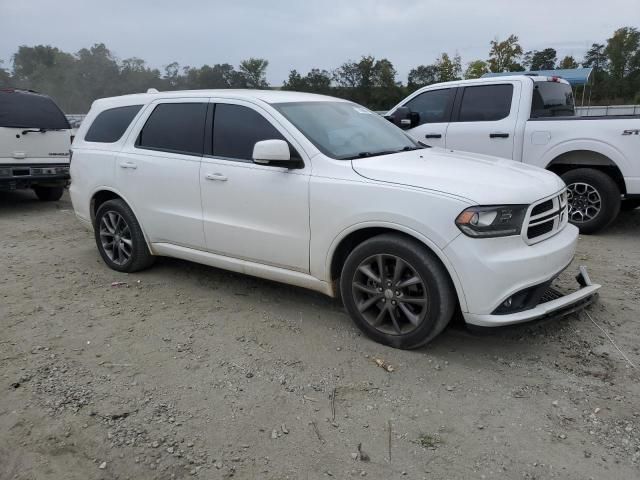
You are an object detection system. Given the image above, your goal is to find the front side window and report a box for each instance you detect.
[212,104,286,161]
[0,90,70,129]
[137,103,207,155]
[85,105,142,143]
[404,89,453,124]
[273,101,419,160]
[458,84,514,122]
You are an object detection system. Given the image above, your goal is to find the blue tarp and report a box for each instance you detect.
[483,68,593,86]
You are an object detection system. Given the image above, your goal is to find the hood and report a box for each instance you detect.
[351,148,565,205]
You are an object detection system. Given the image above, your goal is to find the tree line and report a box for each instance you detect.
[1,26,638,113]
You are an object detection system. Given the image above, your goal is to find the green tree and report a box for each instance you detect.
[239,58,269,88]
[558,56,579,69]
[464,60,489,79]
[407,64,438,90]
[435,53,461,81]
[0,59,11,86]
[582,43,608,70]
[530,48,557,70]
[488,34,523,72]
[333,56,402,109]
[605,27,640,80]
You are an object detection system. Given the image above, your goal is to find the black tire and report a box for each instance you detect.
[561,168,621,234]
[94,199,155,272]
[34,186,64,201]
[621,199,640,211]
[340,234,456,350]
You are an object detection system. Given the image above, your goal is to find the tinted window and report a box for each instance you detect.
[213,104,285,161]
[85,105,142,142]
[0,90,70,129]
[531,82,575,118]
[137,103,207,155]
[458,84,513,122]
[404,89,452,124]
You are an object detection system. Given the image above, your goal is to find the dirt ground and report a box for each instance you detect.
[1,190,639,480]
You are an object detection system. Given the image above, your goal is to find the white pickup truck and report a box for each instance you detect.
[387,75,640,233]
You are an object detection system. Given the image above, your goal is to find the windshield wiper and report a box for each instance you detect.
[21,127,64,135]
[344,145,426,160]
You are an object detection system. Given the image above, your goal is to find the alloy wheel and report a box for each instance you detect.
[567,182,602,223]
[351,254,429,335]
[99,211,133,266]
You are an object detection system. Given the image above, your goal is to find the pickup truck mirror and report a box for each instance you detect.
[385,107,419,130]
[252,139,303,169]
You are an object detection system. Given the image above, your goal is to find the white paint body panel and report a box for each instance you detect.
[71,89,601,328]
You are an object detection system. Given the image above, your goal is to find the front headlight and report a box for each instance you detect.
[455,205,527,238]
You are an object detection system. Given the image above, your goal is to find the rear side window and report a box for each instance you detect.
[531,82,575,118]
[85,105,142,142]
[404,89,453,124]
[0,90,70,129]
[458,84,513,122]
[137,103,207,155]
[213,104,285,161]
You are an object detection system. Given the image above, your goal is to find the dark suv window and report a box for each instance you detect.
[137,103,207,155]
[213,104,286,161]
[458,84,513,122]
[0,90,70,129]
[404,89,453,124]
[85,105,142,142]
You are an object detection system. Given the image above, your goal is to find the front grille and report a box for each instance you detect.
[525,191,568,244]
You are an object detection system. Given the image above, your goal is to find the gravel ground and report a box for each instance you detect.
[1,190,639,480]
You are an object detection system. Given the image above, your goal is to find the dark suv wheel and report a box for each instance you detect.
[340,234,456,349]
[94,199,155,272]
[34,186,64,201]
[562,168,621,234]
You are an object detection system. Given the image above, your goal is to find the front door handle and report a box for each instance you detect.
[425,133,442,139]
[119,161,137,169]
[489,132,510,138]
[205,173,228,182]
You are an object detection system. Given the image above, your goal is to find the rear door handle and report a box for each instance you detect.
[425,133,442,139]
[205,173,228,182]
[489,132,510,138]
[119,161,137,169]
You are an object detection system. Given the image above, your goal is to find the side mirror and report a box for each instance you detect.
[385,106,419,130]
[252,139,302,169]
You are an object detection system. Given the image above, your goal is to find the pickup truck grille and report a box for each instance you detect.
[525,190,568,244]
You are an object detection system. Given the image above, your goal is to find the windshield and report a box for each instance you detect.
[273,101,420,160]
[0,90,70,129]
[530,81,575,118]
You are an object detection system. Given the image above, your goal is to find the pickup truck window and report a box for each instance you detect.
[404,89,453,125]
[531,82,575,118]
[0,90,70,129]
[212,104,287,162]
[458,84,513,122]
[136,103,207,156]
[85,105,142,143]
[274,101,417,160]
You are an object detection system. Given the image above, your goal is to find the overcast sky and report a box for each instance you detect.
[1,0,638,84]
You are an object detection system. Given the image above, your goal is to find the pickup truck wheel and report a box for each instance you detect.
[33,186,64,201]
[340,234,455,349]
[561,168,621,234]
[94,199,155,273]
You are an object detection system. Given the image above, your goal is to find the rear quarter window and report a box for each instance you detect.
[84,105,143,143]
[0,90,70,129]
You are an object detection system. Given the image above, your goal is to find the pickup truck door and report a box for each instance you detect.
[445,82,520,159]
[200,100,311,272]
[401,88,456,148]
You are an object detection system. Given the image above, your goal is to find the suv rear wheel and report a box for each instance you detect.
[34,186,64,201]
[340,234,456,349]
[561,168,621,234]
[94,199,155,272]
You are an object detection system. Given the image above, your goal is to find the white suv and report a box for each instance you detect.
[70,90,600,349]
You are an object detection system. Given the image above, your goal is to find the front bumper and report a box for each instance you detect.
[463,266,600,327]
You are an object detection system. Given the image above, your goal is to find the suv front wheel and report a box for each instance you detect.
[340,234,456,349]
[94,199,155,272]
